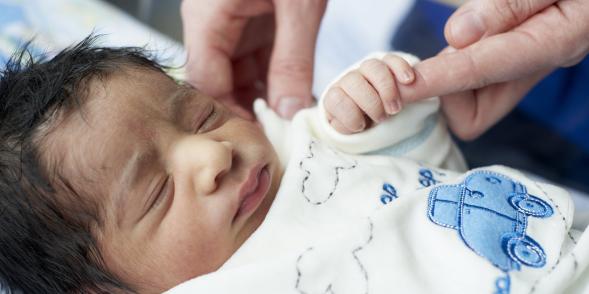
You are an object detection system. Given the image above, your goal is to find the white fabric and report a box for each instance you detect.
[167,53,589,293]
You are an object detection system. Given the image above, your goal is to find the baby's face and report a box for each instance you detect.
[43,67,282,292]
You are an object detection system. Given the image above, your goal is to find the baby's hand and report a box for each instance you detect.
[323,53,415,134]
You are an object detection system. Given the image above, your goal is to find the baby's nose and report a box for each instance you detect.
[195,140,234,195]
[170,137,235,196]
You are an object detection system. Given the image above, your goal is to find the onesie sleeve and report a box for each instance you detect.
[308,52,467,171]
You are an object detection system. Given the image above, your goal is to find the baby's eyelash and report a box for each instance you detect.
[191,102,214,133]
[198,104,219,133]
[149,176,173,211]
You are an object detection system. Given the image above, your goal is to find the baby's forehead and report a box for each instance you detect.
[40,68,176,192]
[86,67,179,110]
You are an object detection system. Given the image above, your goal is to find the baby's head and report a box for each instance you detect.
[0,36,281,293]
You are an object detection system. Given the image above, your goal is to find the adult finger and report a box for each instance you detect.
[181,1,237,98]
[441,69,550,140]
[400,0,589,103]
[268,0,327,118]
[445,0,557,48]
[181,0,273,97]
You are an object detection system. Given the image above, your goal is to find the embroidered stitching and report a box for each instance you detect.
[529,251,562,294]
[495,274,511,294]
[428,170,552,272]
[380,183,398,205]
[351,219,374,294]
[299,141,357,205]
[427,170,556,294]
[418,168,440,187]
[294,219,374,294]
[527,181,579,294]
[534,183,578,245]
[295,247,314,294]
[572,252,578,272]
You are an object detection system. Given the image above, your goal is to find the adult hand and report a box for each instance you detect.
[398,0,589,140]
[181,0,326,119]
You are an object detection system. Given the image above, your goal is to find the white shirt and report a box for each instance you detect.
[167,54,587,294]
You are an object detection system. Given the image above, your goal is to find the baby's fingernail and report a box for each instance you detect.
[277,96,304,119]
[401,70,414,83]
[386,100,401,115]
[395,100,403,112]
[353,120,366,132]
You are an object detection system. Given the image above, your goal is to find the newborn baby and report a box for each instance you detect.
[0,36,585,294]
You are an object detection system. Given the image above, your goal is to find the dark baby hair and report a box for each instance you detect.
[0,35,167,293]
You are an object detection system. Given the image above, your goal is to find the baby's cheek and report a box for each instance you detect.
[163,213,233,261]
[148,229,231,289]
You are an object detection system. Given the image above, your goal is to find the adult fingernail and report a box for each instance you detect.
[450,10,485,45]
[277,96,304,119]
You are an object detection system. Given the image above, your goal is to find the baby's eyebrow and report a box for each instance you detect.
[168,85,196,117]
[113,147,157,227]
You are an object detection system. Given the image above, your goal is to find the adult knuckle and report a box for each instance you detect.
[553,2,589,66]
[271,57,314,80]
[447,115,482,141]
[493,0,527,27]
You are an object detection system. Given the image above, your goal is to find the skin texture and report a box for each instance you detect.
[181,0,326,119]
[40,67,283,293]
[183,0,589,139]
[323,54,415,134]
[397,0,589,140]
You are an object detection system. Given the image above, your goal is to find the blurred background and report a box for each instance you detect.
[105,0,183,41]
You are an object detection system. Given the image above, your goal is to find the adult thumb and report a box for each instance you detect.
[268,0,327,119]
[444,0,556,48]
[181,1,235,99]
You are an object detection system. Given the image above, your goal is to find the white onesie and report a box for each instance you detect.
[166,53,588,294]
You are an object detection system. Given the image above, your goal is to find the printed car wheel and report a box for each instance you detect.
[509,195,553,218]
[506,236,547,268]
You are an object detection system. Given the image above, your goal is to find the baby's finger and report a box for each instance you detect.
[323,86,367,134]
[329,116,354,134]
[358,59,401,115]
[337,71,387,123]
[382,54,415,84]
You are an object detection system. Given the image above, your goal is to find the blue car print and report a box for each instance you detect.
[428,171,553,272]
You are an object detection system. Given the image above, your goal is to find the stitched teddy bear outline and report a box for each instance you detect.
[427,170,553,272]
[295,220,373,294]
[299,141,357,205]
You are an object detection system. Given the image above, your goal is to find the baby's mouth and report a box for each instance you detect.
[233,164,271,223]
